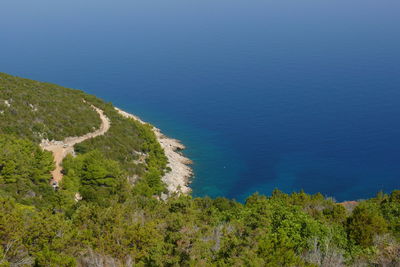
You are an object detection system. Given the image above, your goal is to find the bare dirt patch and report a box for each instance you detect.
[41,105,110,183]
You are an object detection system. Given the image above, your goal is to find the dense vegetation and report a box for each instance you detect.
[0,73,399,266]
[0,135,55,208]
[0,73,168,194]
[0,73,101,142]
[2,157,400,267]
[72,96,168,195]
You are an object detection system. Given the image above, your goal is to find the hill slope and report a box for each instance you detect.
[0,73,399,266]
[0,73,168,196]
[0,73,102,141]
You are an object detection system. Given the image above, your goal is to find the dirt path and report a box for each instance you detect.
[41,105,110,184]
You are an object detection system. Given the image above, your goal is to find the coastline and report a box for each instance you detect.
[115,107,193,195]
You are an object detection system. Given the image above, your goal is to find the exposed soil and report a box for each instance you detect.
[41,105,110,184]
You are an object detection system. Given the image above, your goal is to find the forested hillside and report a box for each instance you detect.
[0,73,101,142]
[0,73,399,266]
[0,73,168,196]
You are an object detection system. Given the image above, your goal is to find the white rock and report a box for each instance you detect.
[115,107,193,196]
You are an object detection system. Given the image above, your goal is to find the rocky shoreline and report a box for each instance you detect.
[115,108,193,195]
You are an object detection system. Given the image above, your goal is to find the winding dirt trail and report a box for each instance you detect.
[41,105,110,184]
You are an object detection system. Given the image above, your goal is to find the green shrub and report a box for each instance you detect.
[347,203,388,247]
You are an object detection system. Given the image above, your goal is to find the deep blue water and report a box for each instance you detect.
[2,0,400,201]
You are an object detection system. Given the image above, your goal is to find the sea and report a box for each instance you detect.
[1,0,400,201]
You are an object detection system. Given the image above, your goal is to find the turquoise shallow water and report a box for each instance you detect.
[1,0,400,201]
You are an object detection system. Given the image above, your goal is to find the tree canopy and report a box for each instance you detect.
[0,73,399,266]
